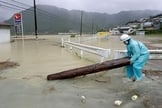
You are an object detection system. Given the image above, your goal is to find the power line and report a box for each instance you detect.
[10,0,64,20]
[0,1,29,10]
[1,0,66,21]
[0,3,22,11]
[1,0,67,21]
[0,3,34,15]
[9,0,32,7]
[0,0,78,34]
[36,8,65,20]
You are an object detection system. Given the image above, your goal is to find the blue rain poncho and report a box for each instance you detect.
[126,38,150,81]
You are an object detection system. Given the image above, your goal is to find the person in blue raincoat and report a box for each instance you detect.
[120,34,150,82]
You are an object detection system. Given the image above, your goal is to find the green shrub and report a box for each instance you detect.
[70,34,76,38]
[145,30,162,35]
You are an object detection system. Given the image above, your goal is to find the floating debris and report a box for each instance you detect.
[0,60,19,70]
[131,95,138,101]
[81,95,86,103]
[114,100,122,106]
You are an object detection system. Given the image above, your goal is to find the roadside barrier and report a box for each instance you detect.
[63,40,111,62]
[114,50,162,59]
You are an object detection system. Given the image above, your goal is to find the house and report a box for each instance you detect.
[126,20,141,29]
[141,14,162,30]
[0,22,12,43]
[109,28,120,35]
[110,26,135,35]
[150,14,162,30]
[118,26,135,34]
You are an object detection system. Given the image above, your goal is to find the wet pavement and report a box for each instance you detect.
[0,35,162,108]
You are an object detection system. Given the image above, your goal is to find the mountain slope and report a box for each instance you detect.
[6,5,162,35]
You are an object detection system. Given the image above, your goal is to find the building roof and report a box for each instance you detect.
[126,20,140,25]
[150,14,162,19]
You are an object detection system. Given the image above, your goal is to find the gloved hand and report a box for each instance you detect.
[130,59,133,64]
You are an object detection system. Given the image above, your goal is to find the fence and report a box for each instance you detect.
[63,40,111,62]
[114,50,162,59]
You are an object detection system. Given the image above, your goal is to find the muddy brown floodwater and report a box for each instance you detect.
[0,35,162,108]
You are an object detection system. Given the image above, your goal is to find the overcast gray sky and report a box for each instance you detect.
[0,0,162,21]
[34,0,162,14]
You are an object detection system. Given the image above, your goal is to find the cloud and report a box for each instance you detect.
[2,0,162,15]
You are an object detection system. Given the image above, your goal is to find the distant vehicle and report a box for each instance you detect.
[118,26,135,34]
[110,28,120,35]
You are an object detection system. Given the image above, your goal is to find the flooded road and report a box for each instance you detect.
[0,35,162,108]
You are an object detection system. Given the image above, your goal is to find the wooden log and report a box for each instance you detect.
[47,57,130,80]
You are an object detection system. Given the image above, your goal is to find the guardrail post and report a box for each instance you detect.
[80,50,83,58]
[68,38,70,42]
[114,50,162,60]
[100,57,104,63]
[61,37,64,47]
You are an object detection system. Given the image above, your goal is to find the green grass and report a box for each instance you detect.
[145,30,162,35]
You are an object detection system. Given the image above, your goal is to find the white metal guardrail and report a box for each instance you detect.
[63,41,111,62]
[114,50,162,59]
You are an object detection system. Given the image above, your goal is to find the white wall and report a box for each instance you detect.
[0,28,10,43]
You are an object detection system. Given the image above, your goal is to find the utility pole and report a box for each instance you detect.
[92,20,94,35]
[33,0,38,39]
[47,57,130,80]
[80,11,83,36]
